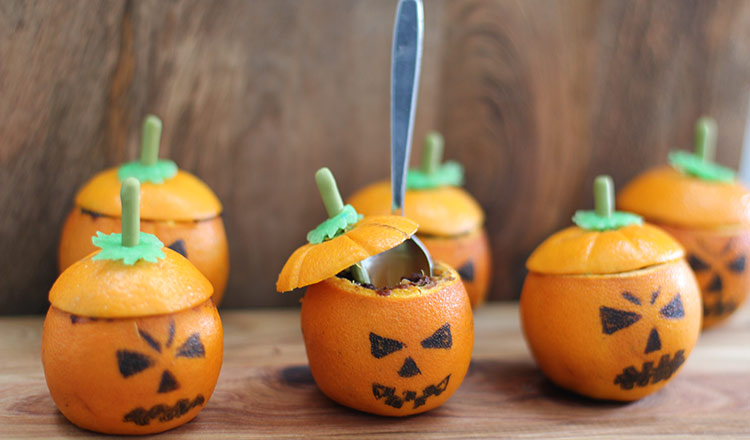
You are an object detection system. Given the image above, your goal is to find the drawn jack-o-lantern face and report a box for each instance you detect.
[600,289,688,390]
[368,323,453,410]
[300,263,473,416]
[659,224,750,329]
[522,259,702,401]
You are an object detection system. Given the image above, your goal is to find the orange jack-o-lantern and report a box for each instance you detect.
[58,115,229,304]
[348,132,491,308]
[618,117,750,328]
[278,168,473,416]
[521,176,701,401]
[43,179,223,435]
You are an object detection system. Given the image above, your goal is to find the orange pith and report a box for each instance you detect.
[276,215,418,292]
[42,300,223,435]
[75,168,222,222]
[348,181,483,236]
[420,227,491,307]
[59,208,229,304]
[300,262,473,416]
[658,223,750,329]
[521,259,701,401]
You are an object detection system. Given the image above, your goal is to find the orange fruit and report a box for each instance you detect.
[349,180,490,307]
[521,176,702,401]
[301,262,473,416]
[43,249,223,434]
[278,167,474,416]
[619,166,750,328]
[58,116,229,304]
[44,177,222,434]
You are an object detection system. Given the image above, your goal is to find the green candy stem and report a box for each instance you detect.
[594,175,614,218]
[694,116,717,162]
[315,167,345,218]
[140,115,162,166]
[313,167,370,285]
[120,177,140,247]
[421,131,444,175]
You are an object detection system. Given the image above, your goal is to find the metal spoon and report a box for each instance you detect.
[361,0,433,288]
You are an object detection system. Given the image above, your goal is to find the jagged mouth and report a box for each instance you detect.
[372,374,450,410]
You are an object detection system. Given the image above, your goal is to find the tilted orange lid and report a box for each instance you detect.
[527,175,684,275]
[75,168,222,221]
[50,248,213,318]
[277,168,419,292]
[348,182,483,236]
[617,166,750,228]
[277,215,418,292]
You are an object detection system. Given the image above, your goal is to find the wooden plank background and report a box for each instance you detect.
[1,0,749,314]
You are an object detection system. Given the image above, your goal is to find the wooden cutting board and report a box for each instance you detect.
[1,302,749,439]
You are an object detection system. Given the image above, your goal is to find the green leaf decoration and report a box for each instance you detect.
[572,210,643,231]
[91,231,166,265]
[118,160,178,184]
[668,150,735,183]
[406,161,464,190]
[306,204,363,244]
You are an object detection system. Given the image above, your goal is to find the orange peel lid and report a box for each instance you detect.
[347,181,483,236]
[618,166,750,228]
[276,215,418,292]
[526,223,684,275]
[75,168,222,221]
[50,248,214,318]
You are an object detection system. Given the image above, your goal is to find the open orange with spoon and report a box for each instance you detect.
[278,168,473,416]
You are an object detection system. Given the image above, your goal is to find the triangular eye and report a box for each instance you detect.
[599,307,641,335]
[660,294,685,319]
[687,254,710,272]
[176,333,205,358]
[369,333,404,358]
[421,323,452,349]
[457,261,475,282]
[728,255,746,273]
[116,350,154,378]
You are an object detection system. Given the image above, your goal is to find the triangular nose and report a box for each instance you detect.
[398,356,422,378]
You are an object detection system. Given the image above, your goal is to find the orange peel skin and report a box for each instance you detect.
[618,166,750,229]
[521,260,701,401]
[301,262,473,416]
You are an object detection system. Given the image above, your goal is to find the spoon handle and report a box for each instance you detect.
[391,0,423,215]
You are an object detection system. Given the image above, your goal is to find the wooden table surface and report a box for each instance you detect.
[1,302,749,439]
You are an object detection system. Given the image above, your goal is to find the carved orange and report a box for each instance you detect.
[58,168,229,304]
[348,181,490,307]
[42,249,223,434]
[301,262,473,416]
[521,223,702,401]
[619,166,750,328]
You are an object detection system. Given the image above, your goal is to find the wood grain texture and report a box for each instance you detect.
[1,302,749,439]
[1,0,750,313]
